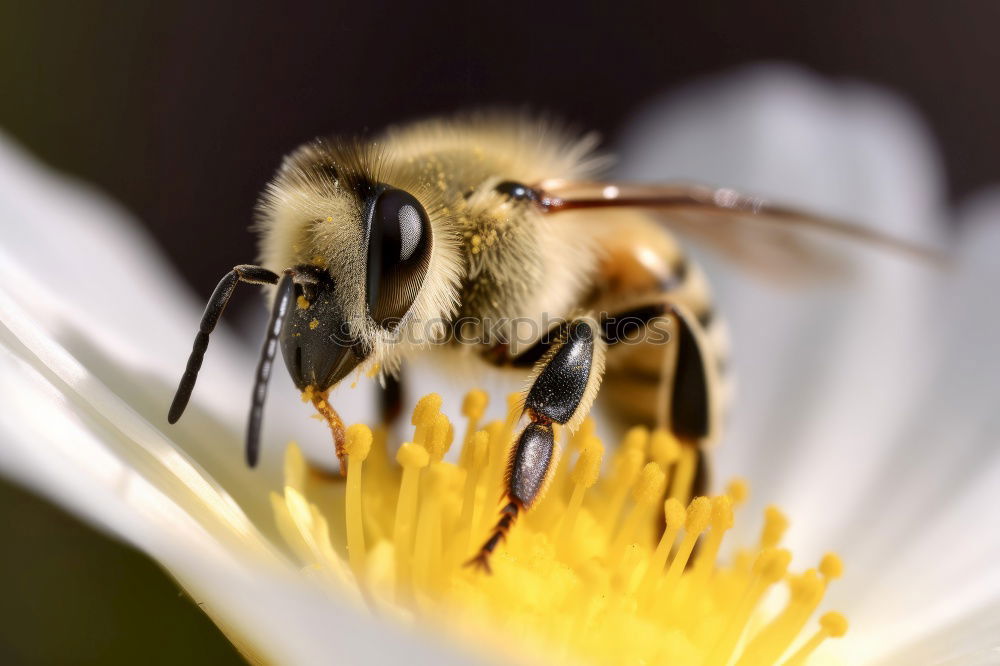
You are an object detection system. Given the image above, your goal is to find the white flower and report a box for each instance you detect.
[1,64,997,664]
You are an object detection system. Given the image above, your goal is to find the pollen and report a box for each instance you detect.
[296,295,310,310]
[309,318,319,330]
[271,389,849,665]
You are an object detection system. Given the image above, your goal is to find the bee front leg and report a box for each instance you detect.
[469,318,606,572]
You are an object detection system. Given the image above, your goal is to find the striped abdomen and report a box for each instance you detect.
[587,215,731,449]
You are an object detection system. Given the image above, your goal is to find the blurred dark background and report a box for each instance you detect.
[0,1,996,663]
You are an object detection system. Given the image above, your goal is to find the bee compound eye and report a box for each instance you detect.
[365,187,432,327]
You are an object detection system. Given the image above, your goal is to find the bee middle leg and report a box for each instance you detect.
[601,298,721,503]
[468,318,606,572]
[378,372,404,425]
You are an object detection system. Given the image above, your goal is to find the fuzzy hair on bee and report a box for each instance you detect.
[168,110,942,572]
[253,115,607,376]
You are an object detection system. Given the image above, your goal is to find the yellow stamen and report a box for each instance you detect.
[779,612,848,666]
[481,406,514,535]
[690,494,734,584]
[622,425,650,456]
[458,431,490,561]
[649,427,680,469]
[393,442,428,599]
[458,389,488,468]
[269,389,850,666]
[602,446,644,529]
[638,496,686,607]
[411,393,442,449]
[761,505,790,549]
[706,548,792,666]
[425,411,452,463]
[557,438,603,557]
[820,552,844,581]
[668,443,698,503]
[727,477,750,507]
[610,462,666,563]
[543,417,594,512]
[364,425,393,488]
[344,423,372,579]
[659,496,712,599]
[734,553,845,664]
[737,567,827,665]
[413,463,448,596]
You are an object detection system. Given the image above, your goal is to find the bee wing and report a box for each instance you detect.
[534,179,946,280]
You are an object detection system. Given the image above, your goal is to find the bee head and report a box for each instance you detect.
[257,139,461,392]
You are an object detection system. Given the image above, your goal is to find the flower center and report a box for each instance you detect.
[271,390,848,665]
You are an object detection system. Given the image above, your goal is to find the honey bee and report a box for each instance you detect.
[167,113,938,571]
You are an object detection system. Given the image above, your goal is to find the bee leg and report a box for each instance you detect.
[169,265,279,424]
[601,299,719,493]
[660,302,714,502]
[602,299,718,557]
[379,373,404,426]
[664,303,715,448]
[468,319,605,573]
[602,301,718,440]
[688,446,711,502]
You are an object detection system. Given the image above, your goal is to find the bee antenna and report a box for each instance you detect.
[169,265,279,425]
[246,271,294,467]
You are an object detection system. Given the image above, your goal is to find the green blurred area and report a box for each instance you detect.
[0,479,243,664]
[0,1,155,215]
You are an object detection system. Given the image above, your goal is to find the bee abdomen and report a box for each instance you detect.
[589,221,731,445]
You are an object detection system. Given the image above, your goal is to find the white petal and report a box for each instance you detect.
[826,193,1000,660]
[0,133,237,387]
[0,340,472,664]
[870,598,1000,665]
[0,292,471,665]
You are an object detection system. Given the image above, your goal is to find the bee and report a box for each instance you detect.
[167,113,938,571]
